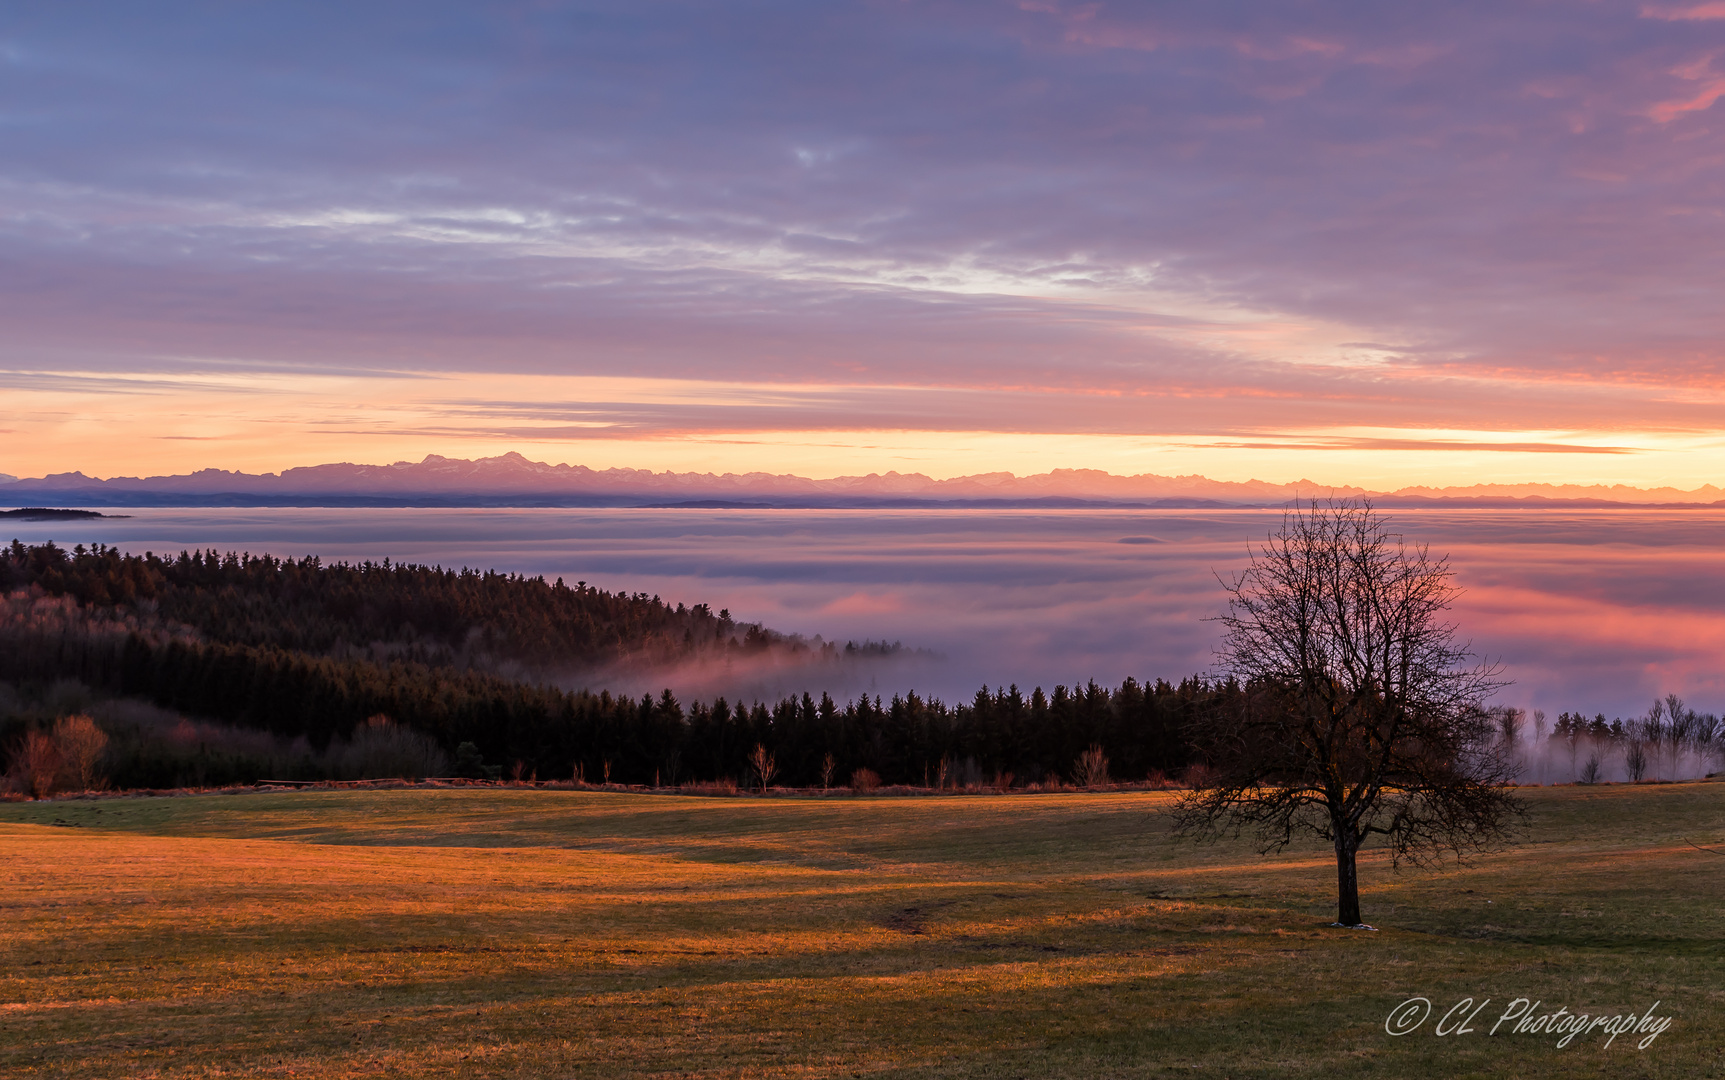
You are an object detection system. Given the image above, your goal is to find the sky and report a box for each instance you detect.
[4,2,1725,488]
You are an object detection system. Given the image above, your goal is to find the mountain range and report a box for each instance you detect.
[2,453,1722,509]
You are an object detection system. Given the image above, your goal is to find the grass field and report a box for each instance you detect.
[2,783,1722,1079]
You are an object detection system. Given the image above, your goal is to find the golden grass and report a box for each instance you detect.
[2,783,1722,1078]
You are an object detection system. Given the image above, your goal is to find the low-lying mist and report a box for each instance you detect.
[1492,700,1723,784]
[5,505,1724,719]
[557,638,942,705]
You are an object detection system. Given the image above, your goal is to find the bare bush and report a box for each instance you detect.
[53,714,109,791]
[679,777,739,796]
[340,715,449,780]
[1179,763,1213,790]
[8,730,62,798]
[1072,744,1110,790]
[849,767,880,793]
[1579,754,1602,785]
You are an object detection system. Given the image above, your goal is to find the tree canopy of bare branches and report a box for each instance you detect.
[1175,499,1522,927]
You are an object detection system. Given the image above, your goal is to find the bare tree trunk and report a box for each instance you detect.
[1335,834,1362,926]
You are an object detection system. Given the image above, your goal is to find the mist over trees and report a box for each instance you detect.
[0,539,817,674]
[2,540,1220,792]
[3,539,1719,797]
[1490,698,1722,785]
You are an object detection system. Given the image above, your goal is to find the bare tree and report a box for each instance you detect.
[748,743,777,793]
[1494,707,1524,753]
[1493,706,1525,778]
[1666,694,1696,780]
[1625,738,1649,783]
[1695,713,1722,775]
[1175,499,1521,928]
[1642,703,1669,776]
[1531,710,1547,784]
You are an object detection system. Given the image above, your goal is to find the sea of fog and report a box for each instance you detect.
[6,506,1723,720]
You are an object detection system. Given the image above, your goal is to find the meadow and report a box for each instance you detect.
[2,783,1721,1078]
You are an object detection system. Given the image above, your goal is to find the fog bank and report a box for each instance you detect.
[6,506,1723,719]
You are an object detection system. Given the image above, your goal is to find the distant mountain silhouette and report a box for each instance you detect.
[2,453,1721,508]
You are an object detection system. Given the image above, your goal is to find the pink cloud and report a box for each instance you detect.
[1649,72,1725,122]
[1642,2,1725,20]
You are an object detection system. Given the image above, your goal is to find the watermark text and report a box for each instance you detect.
[1384,996,1671,1049]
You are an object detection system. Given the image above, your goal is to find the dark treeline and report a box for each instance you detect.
[2,539,1218,789]
[0,539,834,674]
[0,616,1218,788]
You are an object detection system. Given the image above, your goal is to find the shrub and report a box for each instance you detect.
[340,714,449,780]
[679,777,738,795]
[1180,763,1214,790]
[7,730,62,798]
[53,713,109,791]
[850,767,880,793]
[1580,754,1602,785]
[1073,744,1110,790]
[452,741,499,780]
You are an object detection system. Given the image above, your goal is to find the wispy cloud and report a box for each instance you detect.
[1191,438,1642,455]
[1641,2,1725,21]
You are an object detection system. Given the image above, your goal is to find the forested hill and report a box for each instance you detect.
[1,540,797,671]
[1,539,1221,791]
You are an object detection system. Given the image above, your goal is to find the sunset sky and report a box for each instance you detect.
[5,2,1725,488]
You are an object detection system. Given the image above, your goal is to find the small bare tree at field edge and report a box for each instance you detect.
[749,743,777,793]
[1175,499,1522,928]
